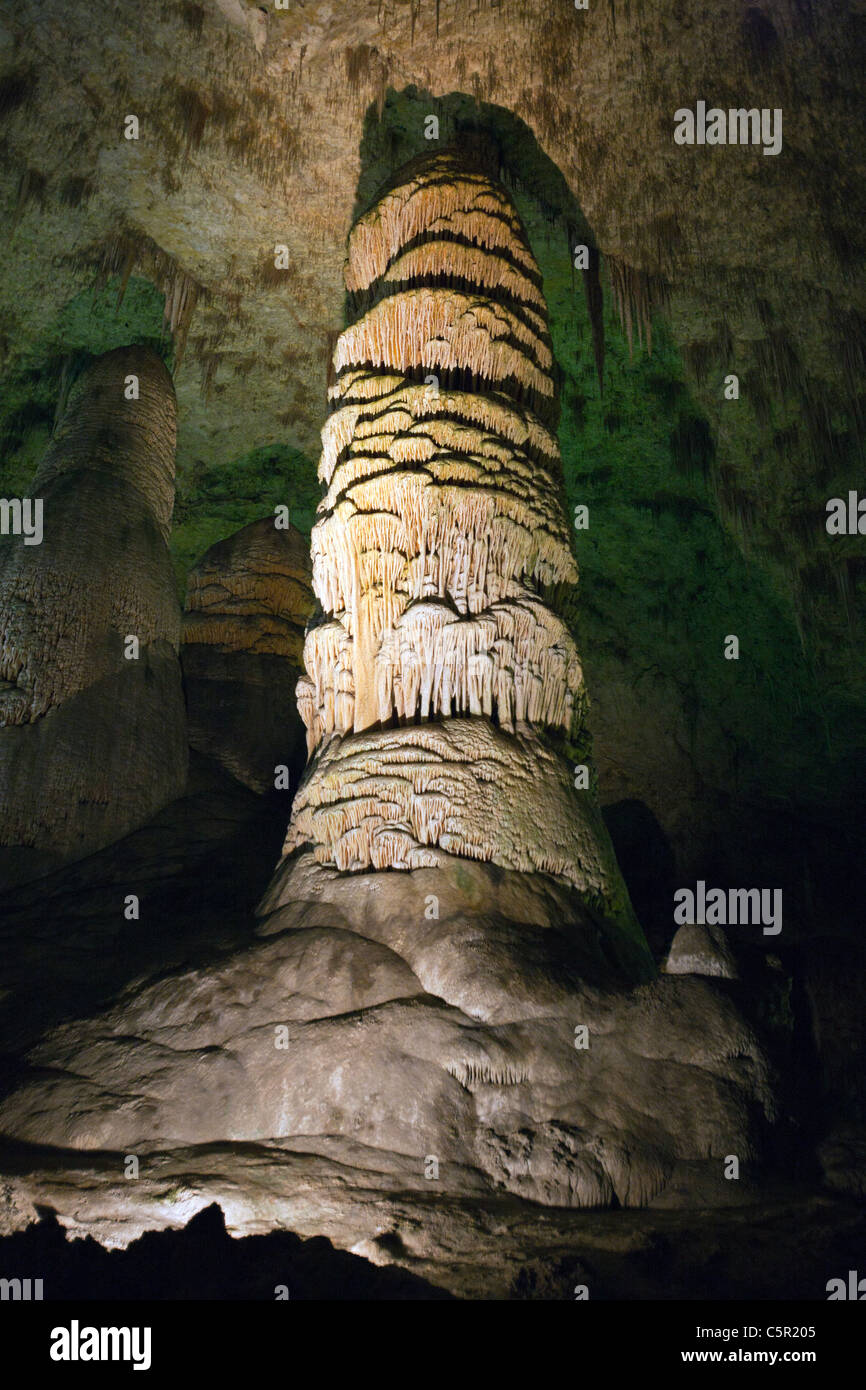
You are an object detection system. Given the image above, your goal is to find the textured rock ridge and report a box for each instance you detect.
[0,346,187,885]
[284,718,619,893]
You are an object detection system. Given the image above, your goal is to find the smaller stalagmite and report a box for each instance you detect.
[0,345,187,886]
[182,517,315,792]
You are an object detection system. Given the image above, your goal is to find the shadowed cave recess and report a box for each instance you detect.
[0,0,864,1302]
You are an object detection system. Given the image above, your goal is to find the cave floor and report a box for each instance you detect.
[0,1138,862,1300]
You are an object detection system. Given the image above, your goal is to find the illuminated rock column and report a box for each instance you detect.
[287,151,627,903]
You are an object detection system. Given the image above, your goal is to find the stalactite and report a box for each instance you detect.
[580,239,606,390]
[68,227,204,373]
[605,253,667,357]
[163,267,200,370]
[11,167,47,229]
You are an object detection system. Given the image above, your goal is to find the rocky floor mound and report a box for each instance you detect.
[0,755,858,1298]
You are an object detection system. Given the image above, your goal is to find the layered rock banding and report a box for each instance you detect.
[0,346,187,886]
[182,518,315,792]
[293,151,593,881]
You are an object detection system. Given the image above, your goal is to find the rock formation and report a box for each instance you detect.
[0,157,780,1244]
[182,517,315,793]
[0,345,187,886]
[665,922,739,980]
[0,853,776,1210]
[250,152,777,1205]
[292,151,605,889]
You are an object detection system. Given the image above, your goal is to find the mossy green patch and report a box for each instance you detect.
[0,275,170,491]
[523,195,850,808]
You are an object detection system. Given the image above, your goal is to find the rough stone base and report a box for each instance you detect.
[0,848,775,1215]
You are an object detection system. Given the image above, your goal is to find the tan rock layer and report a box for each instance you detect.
[183,517,314,660]
[285,720,610,894]
[334,288,553,399]
[298,596,582,755]
[345,153,539,291]
[323,420,571,539]
[183,611,307,660]
[383,239,547,315]
[321,380,561,486]
[311,478,574,627]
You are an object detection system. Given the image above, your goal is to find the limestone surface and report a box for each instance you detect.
[0,851,775,1213]
[664,923,739,980]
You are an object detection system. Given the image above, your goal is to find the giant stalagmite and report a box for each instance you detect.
[290,151,612,887]
[0,345,188,886]
[252,151,777,1204]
